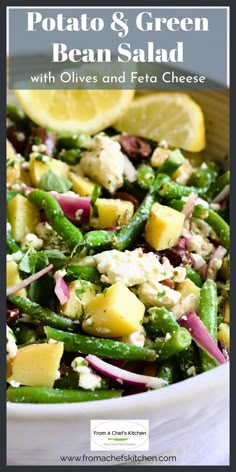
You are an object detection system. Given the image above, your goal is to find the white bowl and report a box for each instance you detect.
[7,90,230,466]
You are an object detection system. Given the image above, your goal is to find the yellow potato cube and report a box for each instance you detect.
[7,194,39,242]
[82,282,145,337]
[19,168,32,186]
[145,202,185,251]
[176,278,201,313]
[172,159,193,185]
[6,139,21,185]
[59,280,101,320]
[177,278,201,300]
[7,342,64,388]
[223,301,230,324]
[69,172,100,196]
[90,198,134,229]
[218,323,230,349]
[29,154,69,187]
[150,147,170,167]
[7,261,26,297]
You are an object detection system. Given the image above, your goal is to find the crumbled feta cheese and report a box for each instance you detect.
[186,366,197,376]
[172,267,186,283]
[8,380,21,388]
[80,133,124,193]
[35,222,54,239]
[120,327,146,347]
[11,183,22,192]
[172,294,199,319]
[71,357,102,390]
[7,250,23,262]
[93,248,173,286]
[196,197,209,208]
[32,144,47,153]
[6,325,17,361]
[21,233,43,250]
[165,332,172,341]
[136,280,181,308]
[186,234,214,258]
[21,161,29,170]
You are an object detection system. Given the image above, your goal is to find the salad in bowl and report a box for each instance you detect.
[6,91,230,404]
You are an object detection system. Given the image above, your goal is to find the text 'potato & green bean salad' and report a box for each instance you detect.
[6,91,229,403]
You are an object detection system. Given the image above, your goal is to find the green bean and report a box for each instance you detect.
[157,149,185,176]
[178,343,202,379]
[206,209,229,250]
[27,190,83,249]
[7,387,122,403]
[156,358,180,384]
[137,163,155,190]
[7,296,76,331]
[159,181,206,200]
[66,265,101,283]
[7,104,29,128]
[199,280,218,342]
[185,266,203,288]
[84,230,116,252]
[44,326,157,362]
[59,148,81,165]
[114,174,170,251]
[187,163,219,189]
[151,328,192,360]
[57,133,90,151]
[7,230,21,254]
[146,307,179,337]
[198,279,218,372]
[205,171,230,202]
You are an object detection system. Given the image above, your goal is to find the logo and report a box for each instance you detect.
[90,420,149,451]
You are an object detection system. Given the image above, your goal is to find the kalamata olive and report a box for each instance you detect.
[7,125,28,154]
[7,305,20,326]
[161,279,175,290]
[160,237,193,267]
[24,127,57,158]
[112,192,139,211]
[119,135,152,161]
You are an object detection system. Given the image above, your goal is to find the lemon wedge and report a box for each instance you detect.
[14,89,135,135]
[113,92,206,152]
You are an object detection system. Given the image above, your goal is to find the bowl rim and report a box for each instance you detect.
[7,363,229,420]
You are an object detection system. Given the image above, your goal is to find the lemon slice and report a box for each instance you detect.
[113,92,206,152]
[14,89,135,135]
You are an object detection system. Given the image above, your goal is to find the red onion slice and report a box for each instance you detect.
[7,264,53,296]
[206,245,227,281]
[190,253,206,271]
[21,185,91,224]
[182,193,198,219]
[178,311,226,365]
[54,271,70,305]
[86,354,167,389]
[50,192,91,224]
[213,185,230,204]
